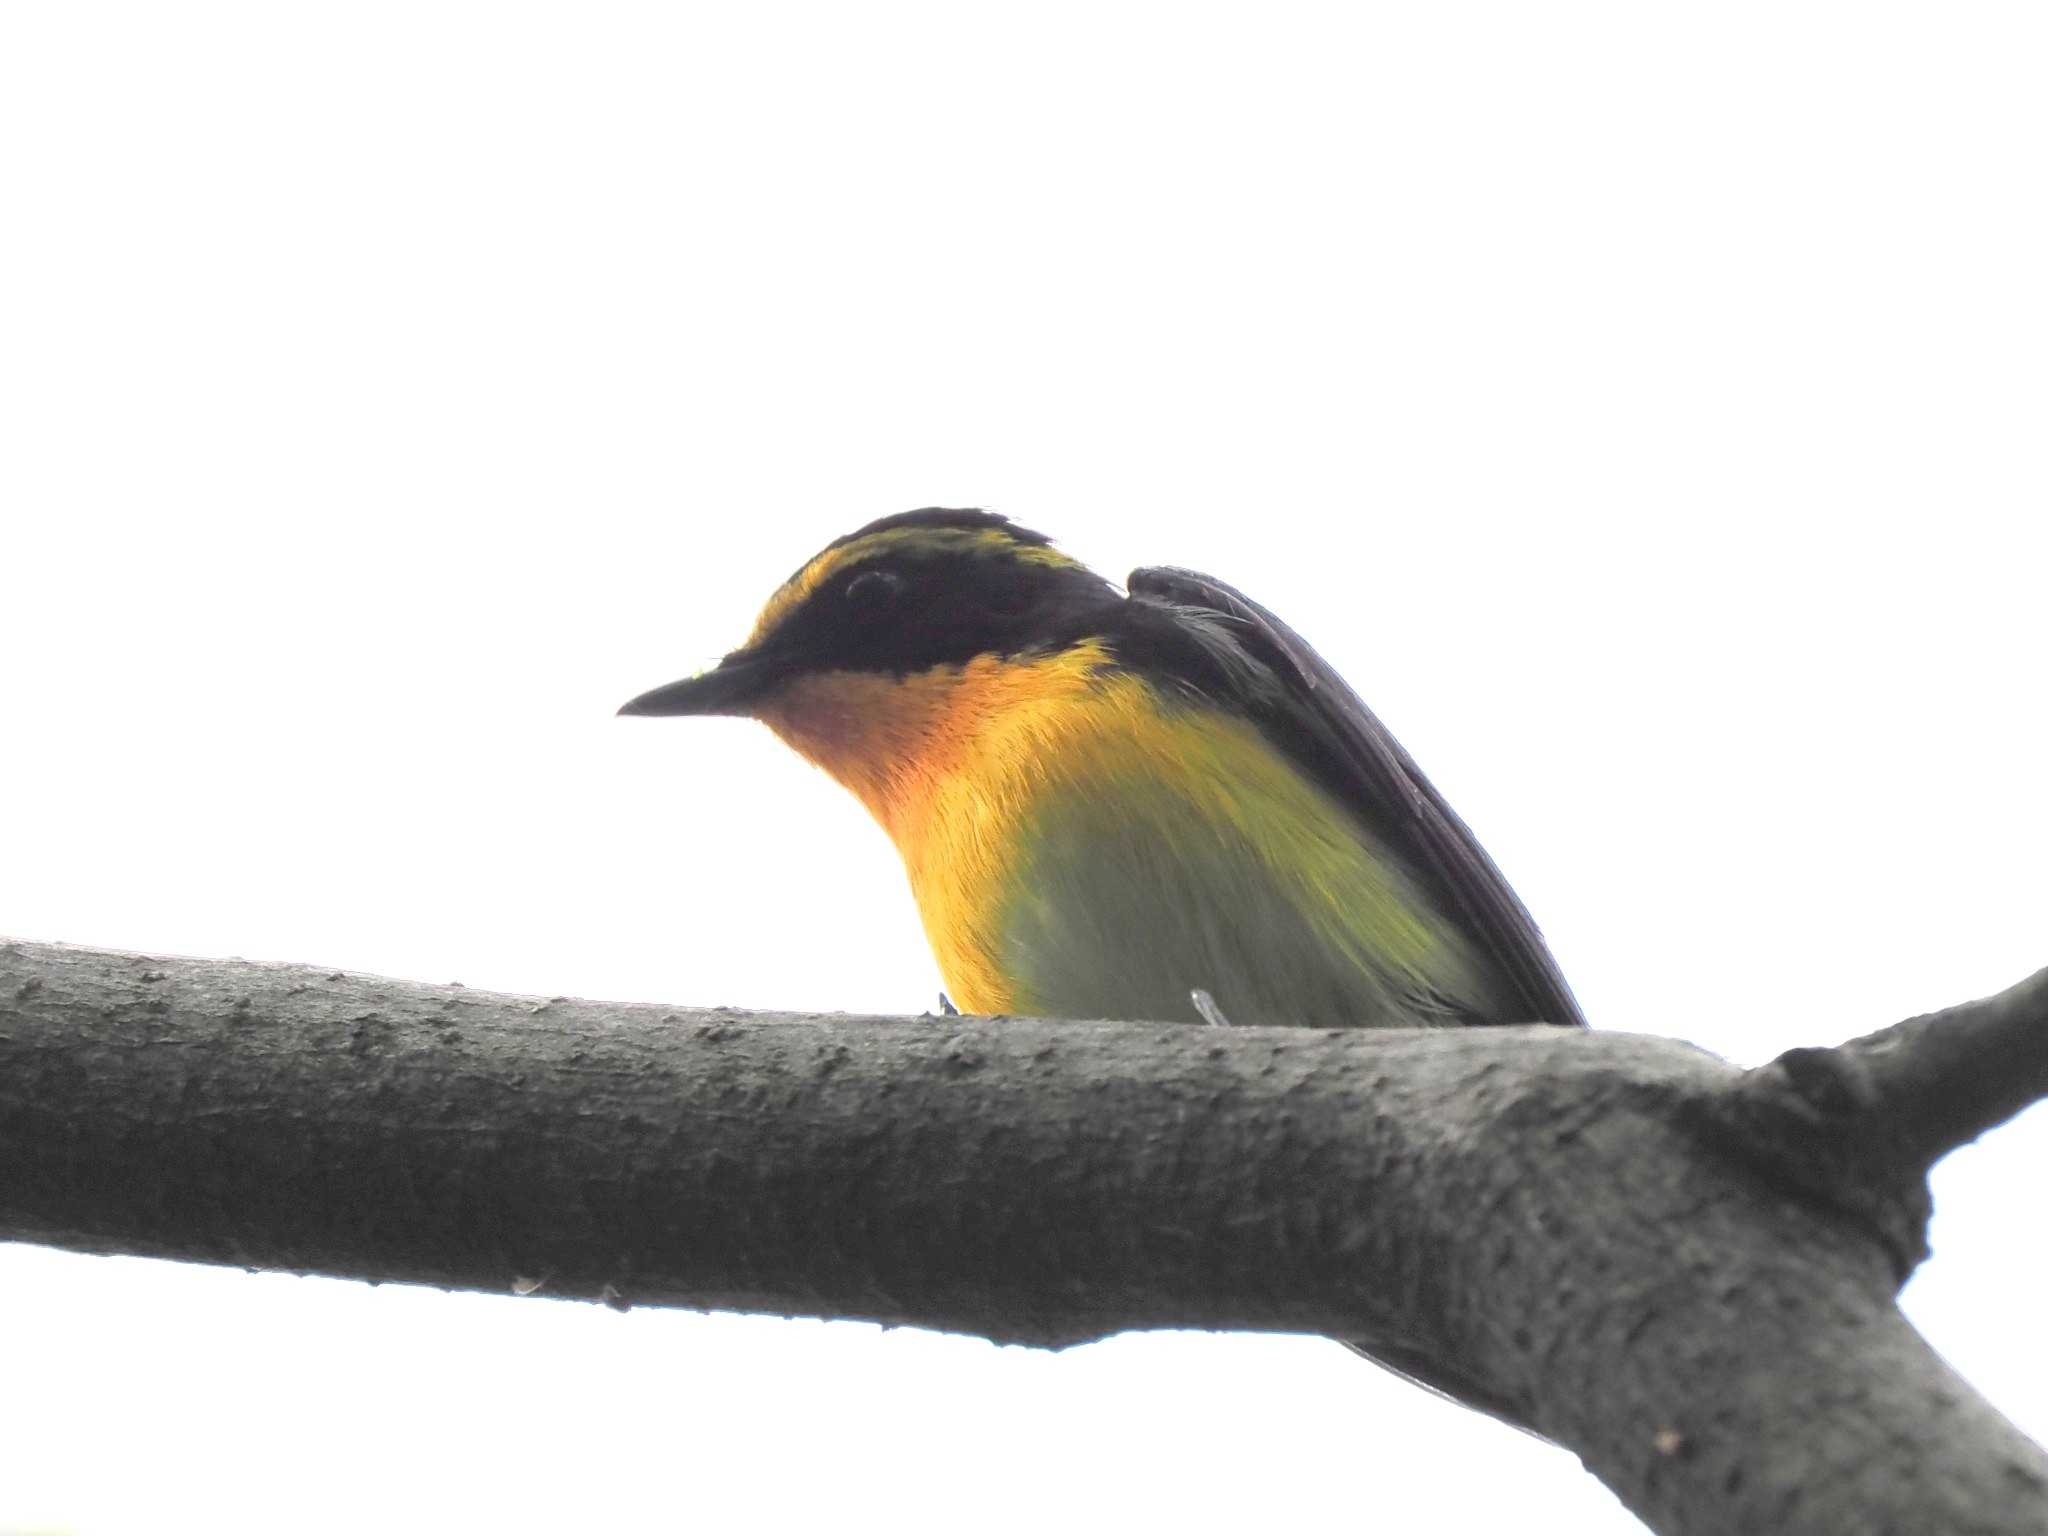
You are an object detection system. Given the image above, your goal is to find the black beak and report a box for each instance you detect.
[617,650,780,718]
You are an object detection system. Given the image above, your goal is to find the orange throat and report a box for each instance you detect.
[752,646,1108,833]
[749,645,1113,1012]
[753,667,964,836]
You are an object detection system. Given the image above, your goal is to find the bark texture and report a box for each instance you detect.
[2,938,2043,1535]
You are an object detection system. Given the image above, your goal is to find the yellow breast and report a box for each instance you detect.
[756,643,1112,1010]
[756,643,1453,1019]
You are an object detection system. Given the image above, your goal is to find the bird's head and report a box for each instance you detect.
[619,508,1120,810]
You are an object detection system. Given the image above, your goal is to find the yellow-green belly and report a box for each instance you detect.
[897,672,1501,1028]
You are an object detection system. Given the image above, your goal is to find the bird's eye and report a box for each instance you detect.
[843,569,905,604]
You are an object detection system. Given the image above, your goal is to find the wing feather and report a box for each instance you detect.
[1124,566,1584,1030]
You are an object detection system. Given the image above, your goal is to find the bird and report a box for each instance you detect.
[620,506,1584,1429]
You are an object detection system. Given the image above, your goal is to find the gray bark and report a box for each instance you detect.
[2,937,2043,1535]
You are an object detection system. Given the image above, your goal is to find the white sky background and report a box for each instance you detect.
[3,4,2044,1532]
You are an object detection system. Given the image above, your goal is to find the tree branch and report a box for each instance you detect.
[2,938,2044,1536]
[1842,967,2048,1166]
[1702,966,2048,1280]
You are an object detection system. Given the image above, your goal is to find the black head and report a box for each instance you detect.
[618,509,1119,717]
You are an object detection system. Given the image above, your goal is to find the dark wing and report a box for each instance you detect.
[1123,566,1585,1030]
